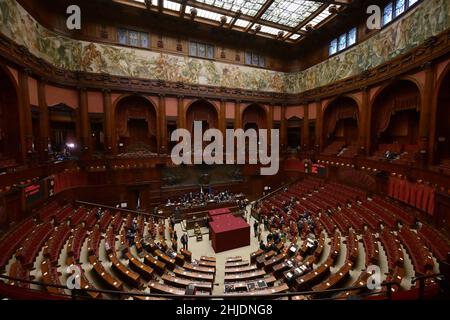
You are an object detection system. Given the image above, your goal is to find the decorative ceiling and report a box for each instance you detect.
[125,0,351,43]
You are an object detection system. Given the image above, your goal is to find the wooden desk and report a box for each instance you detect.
[174,252,185,267]
[173,268,214,282]
[89,255,123,291]
[226,256,243,263]
[224,270,266,282]
[149,280,210,296]
[201,256,216,263]
[154,250,176,269]
[294,257,333,291]
[274,241,285,252]
[143,253,166,274]
[180,248,192,262]
[256,250,276,268]
[273,259,296,279]
[125,252,155,281]
[149,281,186,295]
[225,260,250,268]
[162,273,213,293]
[182,263,215,274]
[224,276,277,292]
[282,256,316,283]
[109,253,141,288]
[67,256,101,299]
[314,234,325,259]
[224,283,289,296]
[225,265,258,274]
[312,261,353,294]
[263,253,288,272]
[198,260,216,268]
[41,259,65,295]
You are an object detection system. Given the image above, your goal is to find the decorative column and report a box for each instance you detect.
[18,69,34,161]
[102,89,113,154]
[359,88,369,155]
[234,100,241,129]
[314,100,323,151]
[266,104,274,146]
[177,95,185,129]
[280,105,287,152]
[78,88,90,155]
[159,94,167,154]
[38,79,49,160]
[419,62,435,167]
[219,99,226,136]
[302,104,309,149]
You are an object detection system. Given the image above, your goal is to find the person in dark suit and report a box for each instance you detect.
[253,220,259,238]
[181,233,188,250]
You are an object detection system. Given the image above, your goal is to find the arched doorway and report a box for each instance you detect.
[435,70,450,166]
[0,67,20,167]
[370,80,420,163]
[287,116,301,151]
[322,97,359,157]
[185,100,218,134]
[48,103,77,157]
[115,96,157,154]
[242,104,267,131]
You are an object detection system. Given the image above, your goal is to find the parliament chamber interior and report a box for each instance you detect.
[0,0,450,302]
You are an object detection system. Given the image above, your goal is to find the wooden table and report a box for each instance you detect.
[250,250,264,263]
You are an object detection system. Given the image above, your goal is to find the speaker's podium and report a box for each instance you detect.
[209,214,250,253]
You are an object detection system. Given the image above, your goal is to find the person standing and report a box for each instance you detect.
[253,220,259,238]
[170,215,175,230]
[181,233,188,250]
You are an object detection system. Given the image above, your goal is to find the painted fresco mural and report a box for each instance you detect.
[0,0,448,94]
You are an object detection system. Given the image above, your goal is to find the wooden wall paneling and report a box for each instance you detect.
[419,62,436,166]
[102,89,113,153]
[159,94,167,153]
[18,70,33,161]
[280,105,286,151]
[37,79,49,160]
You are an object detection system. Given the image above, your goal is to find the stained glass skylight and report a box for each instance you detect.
[195,0,266,17]
[261,0,322,28]
[301,5,335,31]
[124,0,349,42]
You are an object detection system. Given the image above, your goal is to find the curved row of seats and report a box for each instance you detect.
[256,177,448,298]
[0,177,448,300]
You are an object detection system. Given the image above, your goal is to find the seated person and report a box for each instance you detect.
[259,240,266,251]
